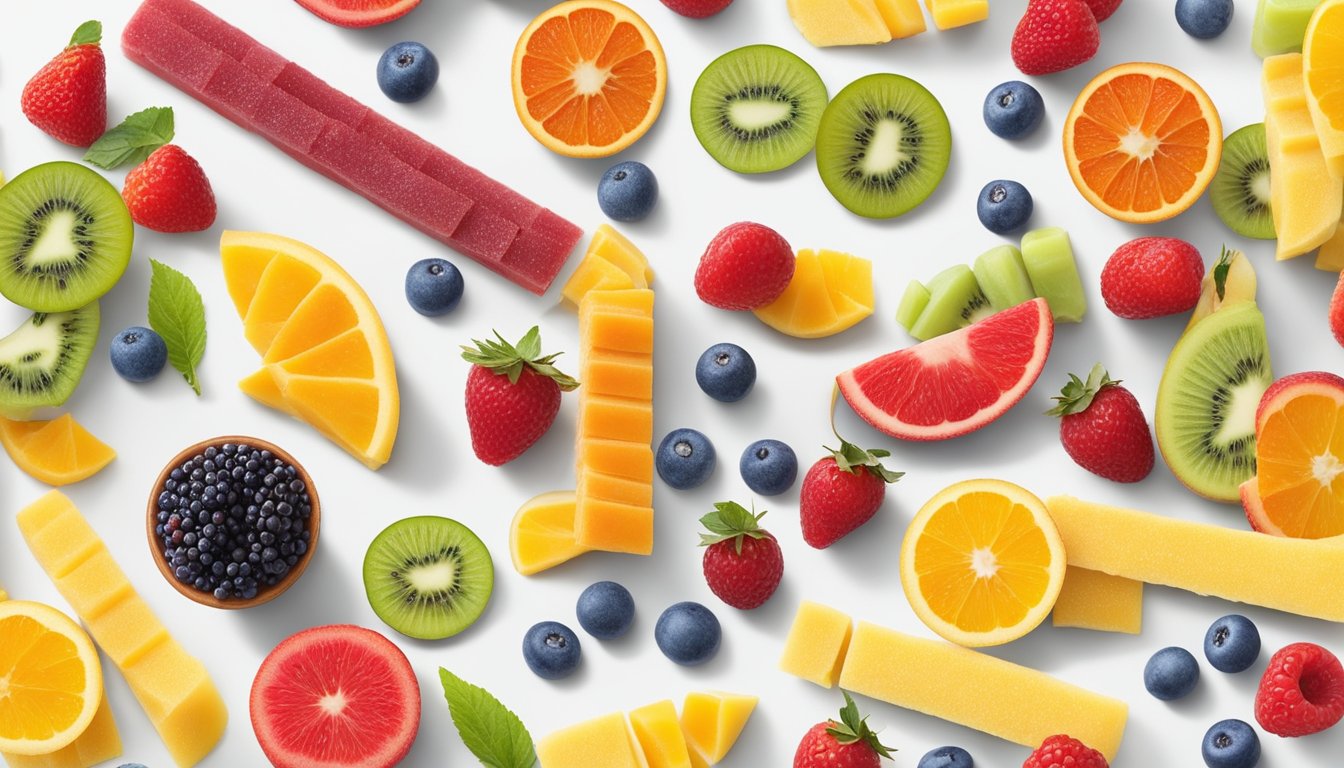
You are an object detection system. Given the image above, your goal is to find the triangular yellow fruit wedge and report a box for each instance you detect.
[271,368,395,470]
[509,491,590,576]
[589,225,655,284]
[1263,54,1343,259]
[563,254,642,307]
[754,250,870,338]
[629,700,691,768]
[263,283,359,363]
[873,0,926,36]
[242,255,322,354]
[816,249,874,309]
[274,328,377,379]
[219,233,279,319]
[0,414,115,486]
[680,692,758,764]
[239,369,293,415]
[788,0,892,46]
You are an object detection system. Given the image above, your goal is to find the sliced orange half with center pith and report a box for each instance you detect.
[1064,62,1222,224]
[511,0,667,158]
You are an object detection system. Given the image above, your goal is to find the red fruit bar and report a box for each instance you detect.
[122,0,580,294]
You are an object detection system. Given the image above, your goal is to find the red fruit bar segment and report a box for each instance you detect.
[154,0,255,60]
[451,206,521,266]
[502,211,584,293]
[422,152,544,228]
[242,46,288,83]
[252,87,327,156]
[274,63,369,128]
[201,57,269,123]
[358,111,434,169]
[122,7,222,93]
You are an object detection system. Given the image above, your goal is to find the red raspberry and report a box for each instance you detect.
[1100,237,1205,319]
[1022,735,1108,768]
[1255,642,1344,737]
[694,222,794,310]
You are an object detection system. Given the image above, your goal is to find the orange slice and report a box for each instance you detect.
[1305,0,1344,178]
[0,599,103,756]
[1063,62,1223,223]
[509,490,590,575]
[900,479,1066,647]
[511,0,667,158]
[0,414,115,486]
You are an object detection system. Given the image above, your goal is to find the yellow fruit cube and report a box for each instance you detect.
[584,357,655,400]
[537,712,644,768]
[630,700,692,768]
[925,0,988,29]
[510,491,590,576]
[1052,566,1144,634]
[838,621,1127,760]
[580,468,654,507]
[1263,54,1342,259]
[589,225,655,284]
[2,691,123,768]
[262,283,359,363]
[562,254,643,307]
[788,0,893,46]
[582,314,655,355]
[680,692,757,764]
[873,0,927,36]
[778,601,853,687]
[578,397,654,443]
[580,440,654,482]
[574,497,654,555]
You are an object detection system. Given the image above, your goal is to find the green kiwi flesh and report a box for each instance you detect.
[908,265,993,340]
[1156,301,1272,502]
[0,161,133,313]
[1211,124,1276,240]
[973,245,1036,311]
[0,302,100,416]
[362,515,494,640]
[690,44,828,174]
[815,73,951,219]
[895,280,930,330]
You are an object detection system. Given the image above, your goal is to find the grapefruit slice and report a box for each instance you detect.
[250,624,420,768]
[292,0,421,27]
[837,298,1053,440]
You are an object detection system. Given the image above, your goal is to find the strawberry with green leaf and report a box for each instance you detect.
[462,326,578,466]
[1047,363,1154,483]
[800,426,903,549]
[793,692,895,768]
[22,20,106,147]
[700,501,783,610]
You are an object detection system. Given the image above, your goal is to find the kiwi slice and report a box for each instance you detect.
[363,516,494,640]
[1156,301,1272,502]
[0,302,100,416]
[690,44,828,174]
[1211,124,1276,240]
[908,265,993,340]
[0,161,133,313]
[815,73,951,219]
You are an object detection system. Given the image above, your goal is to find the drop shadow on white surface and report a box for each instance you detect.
[980,621,1136,676]
[236,544,365,651]
[379,374,459,493]
[820,494,908,581]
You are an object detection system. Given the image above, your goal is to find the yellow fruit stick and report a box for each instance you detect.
[838,621,1127,760]
[536,712,644,768]
[778,601,853,687]
[925,0,988,30]
[788,0,893,46]
[1047,495,1344,621]
[629,700,692,768]
[1052,566,1143,634]
[16,491,227,768]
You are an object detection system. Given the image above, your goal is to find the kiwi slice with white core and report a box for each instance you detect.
[1211,124,1275,240]
[690,44,828,174]
[908,264,992,340]
[1156,301,1272,502]
[815,73,951,219]
[1021,227,1087,323]
[0,302,100,416]
[974,245,1036,311]
[363,516,494,640]
[0,161,133,313]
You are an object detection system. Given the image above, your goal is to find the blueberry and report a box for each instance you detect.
[404,258,464,316]
[654,601,721,666]
[982,81,1044,140]
[656,428,716,490]
[597,161,658,222]
[110,326,167,383]
[1204,614,1261,673]
[918,746,974,768]
[739,439,797,496]
[977,180,1033,235]
[1144,646,1200,700]
[695,342,756,402]
[576,580,636,639]
[1176,0,1234,39]
[1202,719,1260,768]
[377,41,439,103]
[522,621,582,679]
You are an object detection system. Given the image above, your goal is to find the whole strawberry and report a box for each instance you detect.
[22,20,107,147]
[1011,0,1100,76]
[462,326,579,466]
[800,438,903,549]
[793,692,894,768]
[699,501,783,610]
[1048,364,1154,483]
[1255,642,1344,737]
[1084,0,1122,22]
[694,222,795,310]
[659,0,733,17]
[123,145,217,232]
[1023,735,1108,768]
[1101,237,1204,319]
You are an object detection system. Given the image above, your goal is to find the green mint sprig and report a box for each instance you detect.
[439,668,536,768]
[148,259,206,395]
[84,106,174,169]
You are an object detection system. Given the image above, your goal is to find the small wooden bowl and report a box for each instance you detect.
[147,435,321,610]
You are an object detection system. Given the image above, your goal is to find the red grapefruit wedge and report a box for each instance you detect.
[293,0,421,27]
[837,298,1054,440]
[250,624,421,768]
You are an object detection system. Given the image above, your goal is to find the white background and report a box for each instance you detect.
[3,0,1344,766]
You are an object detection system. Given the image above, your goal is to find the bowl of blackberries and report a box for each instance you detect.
[147,436,320,609]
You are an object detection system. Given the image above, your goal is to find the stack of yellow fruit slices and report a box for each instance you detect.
[220,231,399,470]
[0,414,115,486]
[1263,53,1342,259]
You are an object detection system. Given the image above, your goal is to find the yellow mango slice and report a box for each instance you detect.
[1263,53,1342,259]
[580,439,654,482]
[219,238,278,319]
[582,314,655,355]
[788,0,893,46]
[754,249,872,338]
[583,357,654,400]
[578,397,654,443]
[0,414,116,487]
[925,0,988,29]
[873,0,927,36]
[630,700,692,768]
[262,282,359,363]
[16,492,226,768]
[510,491,590,576]
[241,255,322,354]
[573,496,654,555]
[537,712,644,768]
[562,254,643,307]
[778,601,853,687]
[1046,495,1344,621]
[2,691,123,768]
[680,692,757,764]
[590,225,655,284]
[579,468,653,506]
[838,621,1127,759]
[1052,566,1144,634]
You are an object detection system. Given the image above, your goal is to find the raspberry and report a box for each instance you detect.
[1022,734,1108,768]
[1255,642,1344,737]
[693,222,794,310]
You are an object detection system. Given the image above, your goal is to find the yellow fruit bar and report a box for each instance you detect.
[2,691,122,768]
[788,0,893,46]
[1047,495,1344,621]
[16,492,227,768]
[680,692,757,764]
[629,700,692,768]
[578,397,654,443]
[873,0,927,37]
[838,621,1127,760]
[537,712,644,768]
[1052,566,1144,634]
[778,601,853,687]
[925,0,988,29]
[1263,53,1342,259]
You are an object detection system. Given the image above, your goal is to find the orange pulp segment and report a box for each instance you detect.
[0,414,116,487]
[1252,375,1344,537]
[0,600,103,756]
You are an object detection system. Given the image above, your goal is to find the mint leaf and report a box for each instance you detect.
[84,107,174,169]
[70,20,101,47]
[439,668,536,768]
[148,259,206,395]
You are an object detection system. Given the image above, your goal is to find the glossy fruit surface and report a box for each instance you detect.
[122,144,217,233]
[21,21,106,147]
[1101,237,1204,319]
[110,325,167,382]
[597,161,659,221]
[1255,642,1344,736]
[377,41,438,103]
[983,80,1044,139]
[695,222,795,310]
[1204,614,1261,673]
[1011,0,1100,75]
[404,258,464,317]
[976,179,1033,234]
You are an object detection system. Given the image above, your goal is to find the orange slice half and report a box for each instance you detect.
[0,600,102,755]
